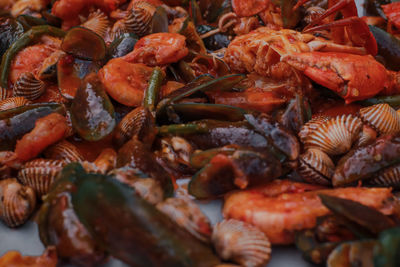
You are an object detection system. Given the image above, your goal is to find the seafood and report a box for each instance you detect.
[0,178,36,228]
[223,180,394,244]
[44,140,84,163]
[81,9,110,37]
[13,72,46,100]
[0,247,57,267]
[0,96,30,111]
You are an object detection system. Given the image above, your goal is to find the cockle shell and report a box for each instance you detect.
[356,124,378,147]
[109,167,164,204]
[212,219,271,267]
[369,163,400,189]
[111,1,155,39]
[299,116,330,143]
[13,72,46,101]
[298,148,334,186]
[82,9,110,37]
[303,115,362,155]
[18,159,66,196]
[0,97,31,111]
[157,197,212,243]
[0,87,12,100]
[0,178,36,228]
[44,140,84,163]
[359,103,400,135]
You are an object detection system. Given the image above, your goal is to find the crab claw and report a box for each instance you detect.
[282,52,387,103]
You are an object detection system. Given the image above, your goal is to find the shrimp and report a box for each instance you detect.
[98,58,154,107]
[223,180,394,245]
[0,247,57,267]
[15,113,68,161]
[122,33,188,66]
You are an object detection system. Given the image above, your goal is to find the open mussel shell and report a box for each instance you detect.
[212,219,271,267]
[303,115,362,156]
[0,17,24,59]
[18,159,66,196]
[298,148,334,186]
[0,96,30,111]
[107,33,138,59]
[81,9,109,38]
[44,140,84,163]
[368,163,400,189]
[111,1,155,39]
[0,178,36,228]
[156,197,212,243]
[359,103,400,135]
[13,72,46,101]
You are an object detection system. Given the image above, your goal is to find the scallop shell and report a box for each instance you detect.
[0,97,31,111]
[212,219,271,267]
[303,114,362,155]
[0,178,36,228]
[111,1,155,39]
[114,107,155,147]
[298,148,334,186]
[82,9,110,37]
[13,72,46,101]
[44,140,84,163]
[369,163,400,189]
[157,197,212,243]
[109,167,164,204]
[298,116,330,143]
[18,159,66,196]
[359,103,400,135]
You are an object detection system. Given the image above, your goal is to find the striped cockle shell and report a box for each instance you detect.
[110,167,164,204]
[212,219,271,267]
[303,115,362,155]
[0,178,36,228]
[13,72,46,101]
[0,86,12,100]
[299,116,330,143]
[0,97,31,111]
[82,9,110,37]
[18,159,66,196]
[44,140,84,163]
[369,163,400,189]
[359,103,400,135]
[157,197,212,243]
[356,124,377,147]
[111,1,155,39]
[298,148,334,186]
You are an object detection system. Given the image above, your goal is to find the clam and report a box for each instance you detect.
[298,148,334,186]
[156,197,212,243]
[359,103,400,135]
[0,97,31,111]
[18,159,66,196]
[356,124,378,147]
[93,148,117,174]
[13,72,46,101]
[303,115,362,156]
[299,116,330,143]
[212,219,271,267]
[111,1,156,39]
[114,107,156,147]
[109,167,164,205]
[44,140,84,163]
[0,178,36,228]
[81,9,110,37]
[369,163,400,189]
[0,86,12,100]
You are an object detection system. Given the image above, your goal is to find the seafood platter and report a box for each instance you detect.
[2,0,400,266]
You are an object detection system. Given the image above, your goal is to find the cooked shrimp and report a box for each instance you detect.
[15,113,68,161]
[223,180,394,245]
[0,247,57,267]
[123,33,188,66]
[98,58,154,107]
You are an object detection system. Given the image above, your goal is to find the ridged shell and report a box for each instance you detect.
[303,115,362,155]
[0,178,36,228]
[110,167,164,204]
[298,116,330,143]
[356,124,377,147]
[18,159,66,196]
[212,219,271,267]
[0,97,31,111]
[111,1,155,39]
[369,164,400,189]
[13,72,45,100]
[359,103,400,135]
[157,197,212,243]
[298,148,334,186]
[82,9,110,37]
[0,86,12,100]
[114,107,155,147]
[44,140,84,163]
